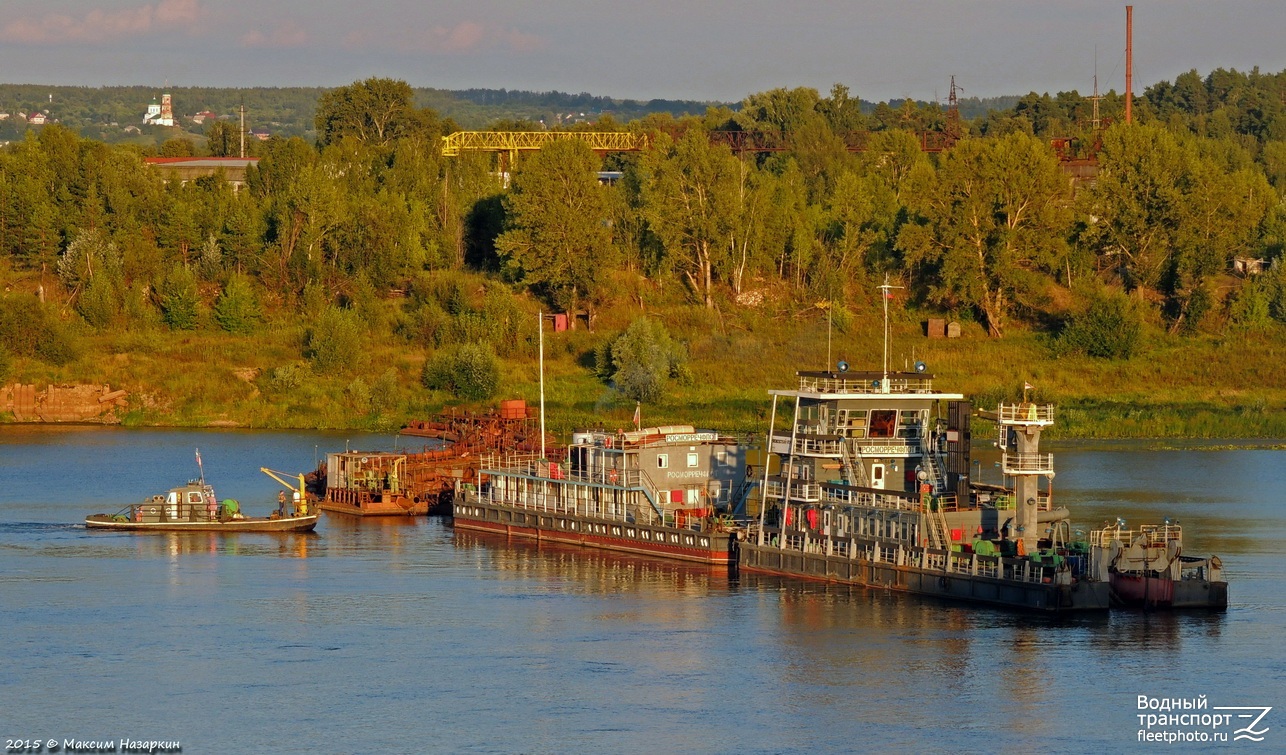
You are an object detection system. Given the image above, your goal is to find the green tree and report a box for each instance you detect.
[206,120,240,157]
[899,132,1071,337]
[314,78,438,148]
[1080,124,1273,331]
[496,139,612,321]
[160,138,196,157]
[213,272,263,334]
[641,131,744,308]
[421,342,500,401]
[599,318,691,404]
[158,263,200,330]
[306,305,369,375]
[1058,289,1143,359]
[0,295,78,365]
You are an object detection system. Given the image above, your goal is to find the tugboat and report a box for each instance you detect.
[453,426,747,565]
[85,452,318,533]
[736,284,1227,612]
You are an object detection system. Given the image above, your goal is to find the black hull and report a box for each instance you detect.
[740,541,1111,612]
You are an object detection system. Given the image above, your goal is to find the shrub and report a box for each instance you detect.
[1058,291,1142,359]
[306,305,369,375]
[268,363,306,391]
[601,317,690,403]
[213,273,263,334]
[421,342,500,401]
[159,264,200,330]
[369,368,399,415]
[0,295,78,365]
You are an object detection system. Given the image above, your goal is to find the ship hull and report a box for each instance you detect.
[453,498,733,565]
[739,540,1111,612]
[85,514,318,533]
[321,489,429,516]
[1110,573,1228,610]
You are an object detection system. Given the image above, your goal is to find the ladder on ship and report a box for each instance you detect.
[841,439,870,488]
[920,450,948,494]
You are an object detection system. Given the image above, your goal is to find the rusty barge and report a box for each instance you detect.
[315,401,551,517]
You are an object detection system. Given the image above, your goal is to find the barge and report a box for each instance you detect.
[453,426,746,565]
[739,368,1228,612]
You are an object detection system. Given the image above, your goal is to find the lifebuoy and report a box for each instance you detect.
[608,469,619,484]
[148,507,158,515]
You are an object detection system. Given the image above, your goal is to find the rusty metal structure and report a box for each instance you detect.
[312,400,558,517]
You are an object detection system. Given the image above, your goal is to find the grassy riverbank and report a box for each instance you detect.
[5,282,1285,441]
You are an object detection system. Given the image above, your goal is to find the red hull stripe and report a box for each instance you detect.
[454,516,730,565]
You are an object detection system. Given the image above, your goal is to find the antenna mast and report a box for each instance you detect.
[878,276,903,393]
[239,103,246,159]
[1125,5,1134,125]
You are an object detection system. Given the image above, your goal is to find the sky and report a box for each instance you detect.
[0,0,1282,104]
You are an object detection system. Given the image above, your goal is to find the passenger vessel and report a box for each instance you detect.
[452,426,747,565]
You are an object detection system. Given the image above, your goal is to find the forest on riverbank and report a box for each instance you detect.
[1,69,1285,439]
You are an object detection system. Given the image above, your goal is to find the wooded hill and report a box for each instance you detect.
[1,68,1284,436]
[0,82,1019,150]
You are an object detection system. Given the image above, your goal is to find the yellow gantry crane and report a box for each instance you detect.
[440,130,650,171]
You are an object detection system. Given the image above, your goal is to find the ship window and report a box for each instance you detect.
[657,454,669,469]
[687,452,699,468]
[869,410,898,438]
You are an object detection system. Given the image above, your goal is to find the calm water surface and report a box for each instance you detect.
[1,428,1282,753]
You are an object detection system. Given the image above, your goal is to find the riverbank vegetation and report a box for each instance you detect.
[2,70,1285,439]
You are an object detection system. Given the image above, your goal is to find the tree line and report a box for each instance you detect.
[2,70,1285,386]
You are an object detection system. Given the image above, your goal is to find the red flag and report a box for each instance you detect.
[632,402,641,430]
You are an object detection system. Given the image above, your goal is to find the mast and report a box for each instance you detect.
[878,275,902,393]
[1125,5,1134,125]
[239,103,246,159]
[539,311,546,459]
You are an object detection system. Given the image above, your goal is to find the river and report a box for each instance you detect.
[1,428,1281,753]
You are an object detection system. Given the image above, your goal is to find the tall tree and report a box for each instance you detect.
[899,132,1072,337]
[314,78,437,148]
[641,131,744,308]
[206,120,240,157]
[495,139,612,322]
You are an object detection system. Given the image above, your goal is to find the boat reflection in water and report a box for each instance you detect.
[452,529,731,597]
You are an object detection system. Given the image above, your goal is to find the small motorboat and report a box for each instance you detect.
[85,450,319,533]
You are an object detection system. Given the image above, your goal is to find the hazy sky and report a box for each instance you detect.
[0,0,1282,103]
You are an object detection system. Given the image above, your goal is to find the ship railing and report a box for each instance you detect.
[996,403,1055,425]
[1001,452,1054,476]
[797,375,936,395]
[750,528,1058,586]
[929,493,961,512]
[479,452,645,488]
[819,484,920,512]
[475,479,715,533]
[773,433,846,456]
[563,467,644,488]
[123,499,267,523]
[1089,524,1182,548]
[764,480,826,503]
